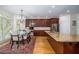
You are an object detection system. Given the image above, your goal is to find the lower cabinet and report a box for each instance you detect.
[47,35,79,54]
[47,36,63,54]
[64,42,79,54]
[34,30,79,54]
[34,30,48,36]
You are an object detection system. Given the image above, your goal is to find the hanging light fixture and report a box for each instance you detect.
[19,9,26,30]
[21,9,23,19]
[20,9,24,23]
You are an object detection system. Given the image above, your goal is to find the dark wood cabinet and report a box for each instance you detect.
[26,18,59,27]
[34,30,48,36]
[63,42,79,54]
[47,35,63,54]
[33,30,79,54]
[47,35,79,54]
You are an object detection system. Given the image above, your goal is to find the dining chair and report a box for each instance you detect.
[22,30,31,44]
[19,28,32,44]
[10,34,23,49]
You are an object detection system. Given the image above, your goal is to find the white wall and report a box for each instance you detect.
[59,15,70,35]
[77,14,79,35]
[70,14,77,35]
[59,14,79,35]
[0,8,13,17]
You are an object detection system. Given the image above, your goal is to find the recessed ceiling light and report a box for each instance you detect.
[67,10,70,13]
[48,10,52,13]
[51,5,55,8]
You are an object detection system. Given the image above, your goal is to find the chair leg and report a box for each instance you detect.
[27,39,29,43]
[29,36,31,42]
[10,40,11,44]
[17,41,20,49]
[28,38,30,43]
[27,36,31,44]
[11,41,14,49]
[22,39,25,45]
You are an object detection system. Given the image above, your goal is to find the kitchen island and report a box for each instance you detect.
[45,31,79,54]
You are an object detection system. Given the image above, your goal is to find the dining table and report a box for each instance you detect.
[10,29,32,48]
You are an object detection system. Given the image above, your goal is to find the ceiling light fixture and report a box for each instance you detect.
[51,5,55,8]
[48,10,52,13]
[20,9,23,20]
[66,10,70,13]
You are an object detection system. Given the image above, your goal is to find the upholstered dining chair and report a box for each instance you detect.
[22,28,31,44]
[26,32,31,44]
[10,31,23,49]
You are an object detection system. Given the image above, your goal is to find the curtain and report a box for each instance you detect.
[0,16,2,41]
[3,16,10,39]
[0,15,10,41]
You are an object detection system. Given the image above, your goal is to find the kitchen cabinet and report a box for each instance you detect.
[25,18,59,27]
[34,30,48,36]
[46,31,79,54]
[47,35,63,54]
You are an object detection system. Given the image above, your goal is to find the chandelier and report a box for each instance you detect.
[20,9,24,23]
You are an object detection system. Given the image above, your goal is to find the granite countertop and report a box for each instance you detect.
[26,27,51,30]
[34,27,50,30]
[45,31,79,42]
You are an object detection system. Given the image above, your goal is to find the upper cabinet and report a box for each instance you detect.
[26,18,59,27]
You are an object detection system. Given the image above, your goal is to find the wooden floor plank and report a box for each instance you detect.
[33,36,55,54]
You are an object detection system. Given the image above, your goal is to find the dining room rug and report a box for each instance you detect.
[0,37,36,54]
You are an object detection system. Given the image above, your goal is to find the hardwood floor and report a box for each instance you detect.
[33,36,55,54]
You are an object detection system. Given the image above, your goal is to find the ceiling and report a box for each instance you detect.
[0,5,79,19]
